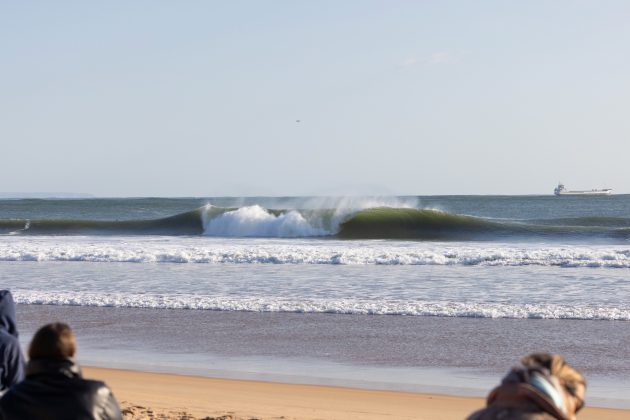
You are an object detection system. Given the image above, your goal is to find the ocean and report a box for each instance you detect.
[1,195,629,408]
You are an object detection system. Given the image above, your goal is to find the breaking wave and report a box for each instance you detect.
[202,205,329,237]
[2,239,630,267]
[2,204,630,242]
[12,291,630,320]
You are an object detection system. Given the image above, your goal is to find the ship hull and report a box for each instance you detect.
[555,190,612,196]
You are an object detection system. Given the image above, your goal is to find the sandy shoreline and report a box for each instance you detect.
[84,367,629,420]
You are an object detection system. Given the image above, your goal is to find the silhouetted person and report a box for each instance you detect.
[467,353,586,420]
[0,322,122,420]
[0,291,25,394]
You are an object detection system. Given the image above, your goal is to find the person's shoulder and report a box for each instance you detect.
[78,378,115,401]
[74,377,109,392]
[466,406,559,420]
[80,379,122,420]
[0,331,19,344]
[0,376,39,400]
[0,333,20,355]
[0,382,27,413]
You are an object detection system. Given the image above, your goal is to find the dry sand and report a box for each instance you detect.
[84,367,628,420]
[84,368,630,420]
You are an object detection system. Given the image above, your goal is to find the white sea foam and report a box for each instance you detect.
[200,199,420,238]
[202,205,329,237]
[2,237,630,267]
[12,291,630,320]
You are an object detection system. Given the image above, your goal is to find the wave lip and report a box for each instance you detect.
[12,291,630,320]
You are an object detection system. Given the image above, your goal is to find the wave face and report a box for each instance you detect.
[2,203,630,242]
[337,208,630,241]
[0,209,204,236]
[0,205,343,237]
[12,291,630,320]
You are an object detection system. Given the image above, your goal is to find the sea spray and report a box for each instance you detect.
[202,205,329,237]
[199,197,421,238]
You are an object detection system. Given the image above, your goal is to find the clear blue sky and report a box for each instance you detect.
[2,1,629,196]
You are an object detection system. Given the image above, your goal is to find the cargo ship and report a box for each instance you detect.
[554,183,612,196]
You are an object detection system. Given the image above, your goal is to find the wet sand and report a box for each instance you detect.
[15,305,630,409]
[86,367,629,420]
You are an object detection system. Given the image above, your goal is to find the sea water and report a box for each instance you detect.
[1,195,629,407]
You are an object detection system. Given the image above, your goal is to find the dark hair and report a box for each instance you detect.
[28,323,76,360]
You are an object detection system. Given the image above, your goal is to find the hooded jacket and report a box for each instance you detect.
[467,354,586,420]
[0,358,122,420]
[0,291,25,393]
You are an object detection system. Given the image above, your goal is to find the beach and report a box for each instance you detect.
[3,196,630,418]
[6,0,630,417]
[14,303,630,419]
[85,367,629,420]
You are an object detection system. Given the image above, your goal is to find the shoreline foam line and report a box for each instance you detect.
[13,292,630,320]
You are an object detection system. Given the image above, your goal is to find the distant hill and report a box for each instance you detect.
[0,192,94,199]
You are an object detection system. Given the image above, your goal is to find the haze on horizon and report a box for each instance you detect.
[1,1,628,197]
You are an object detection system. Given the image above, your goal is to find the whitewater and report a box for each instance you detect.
[2,195,630,406]
[3,236,630,267]
[2,195,630,319]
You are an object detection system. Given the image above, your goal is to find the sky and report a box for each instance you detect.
[1,1,629,196]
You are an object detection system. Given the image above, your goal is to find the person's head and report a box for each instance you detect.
[521,353,586,418]
[467,353,586,420]
[28,323,76,361]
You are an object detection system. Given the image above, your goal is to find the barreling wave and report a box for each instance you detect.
[11,291,630,320]
[2,204,630,242]
[336,208,630,241]
[0,205,337,237]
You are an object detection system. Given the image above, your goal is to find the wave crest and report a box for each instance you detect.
[202,205,329,237]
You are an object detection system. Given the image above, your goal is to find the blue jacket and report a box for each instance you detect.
[0,291,25,393]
